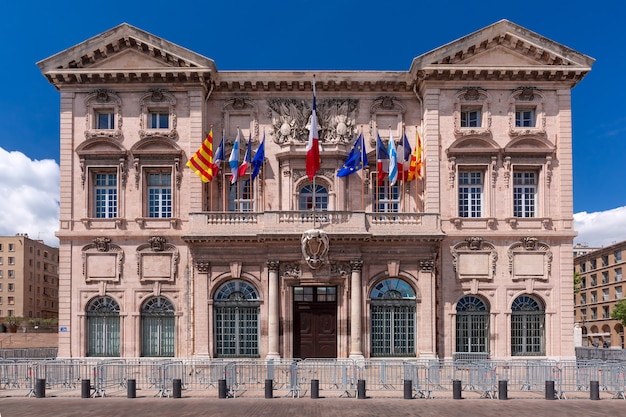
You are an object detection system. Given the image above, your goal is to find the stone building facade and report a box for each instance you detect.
[38,20,593,359]
[574,241,626,348]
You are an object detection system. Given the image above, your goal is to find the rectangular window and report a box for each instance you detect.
[8,244,14,251]
[96,111,115,129]
[591,307,597,320]
[590,291,597,303]
[616,268,623,282]
[616,251,622,262]
[460,108,481,127]
[602,271,609,284]
[149,111,169,129]
[602,255,609,267]
[228,177,253,212]
[580,293,586,305]
[616,286,622,300]
[458,171,483,217]
[515,108,535,127]
[513,171,536,217]
[603,306,610,319]
[7,297,14,305]
[8,284,14,292]
[591,259,597,270]
[580,263,586,273]
[376,179,400,213]
[94,172,118,218]
[147,171,172,218]
[603,288,610,301]
[8,257,14,265]
[0,257,3,265]
[8,270,14,278]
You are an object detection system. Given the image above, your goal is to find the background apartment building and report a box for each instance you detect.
[0,234,59,320]
[574,240,625,348]
[38,20,592,359]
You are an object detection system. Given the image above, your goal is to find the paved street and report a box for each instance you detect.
[0,395,624,417]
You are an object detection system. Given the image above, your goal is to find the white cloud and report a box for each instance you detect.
[0,147,59,247]
[574,206,626,248]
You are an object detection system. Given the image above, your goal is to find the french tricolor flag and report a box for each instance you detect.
[306,77,320,180]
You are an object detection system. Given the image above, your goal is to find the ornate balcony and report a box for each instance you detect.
[184,211,442,243]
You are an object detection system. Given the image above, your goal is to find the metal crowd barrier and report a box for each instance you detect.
[1,358,626,399]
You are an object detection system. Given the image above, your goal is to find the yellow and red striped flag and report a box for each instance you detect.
[187,129,215,182]
[406,131,423,181]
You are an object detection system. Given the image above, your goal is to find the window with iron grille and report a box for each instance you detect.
[214,280,260,357]
[141,296,175,357]
[456,296,490,353]
[86,296,120,357]
[511,295,544,356]
[370,278,416,357]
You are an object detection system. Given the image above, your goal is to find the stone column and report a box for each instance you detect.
[418,259,437,359]
[349,259,364,359]
[267,260,281,359]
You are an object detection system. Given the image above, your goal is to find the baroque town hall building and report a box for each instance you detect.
[38,20,593,360]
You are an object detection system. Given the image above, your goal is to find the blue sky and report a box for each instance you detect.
[1,0,625,247]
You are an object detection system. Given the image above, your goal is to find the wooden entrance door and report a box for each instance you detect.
[293,286,337,358]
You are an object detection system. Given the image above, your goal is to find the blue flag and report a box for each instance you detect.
[337,134,368,177]
[251,132,265,181]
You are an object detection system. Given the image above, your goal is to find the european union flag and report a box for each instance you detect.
[337,133,368,177]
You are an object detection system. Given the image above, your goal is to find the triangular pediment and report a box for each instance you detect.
[409,20,594,83]
[38,23,216,87]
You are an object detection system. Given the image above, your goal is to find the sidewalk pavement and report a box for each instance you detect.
[0,391,625,417]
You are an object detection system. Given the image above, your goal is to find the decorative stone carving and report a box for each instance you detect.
[267,98,358,145]
[82,237,124,282]
[508,87,546,138]
[267,259,280,271]
[281,263,302,279]
[331,262,350,276]
[419,259,435,272]
[301,229,329,269]
[136,237,179,282]
[84,89,123,140]
[508,237,552,279]
[139,89,178,140]
[195,261,210,274]
[453,87,492,138]
[222,97,259,142]
[451,238,497,280]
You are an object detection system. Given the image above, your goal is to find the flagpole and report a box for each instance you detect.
[401,124,406,213]
[360,126,365,211]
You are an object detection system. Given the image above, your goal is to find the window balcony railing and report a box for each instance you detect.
[185,211,442,240]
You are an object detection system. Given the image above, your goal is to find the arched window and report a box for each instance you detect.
[511,295,545,356]
[214,280,260,357]
[370,278,416,357]
[456,296,489,354]
[86,296,120,357]
[299,184,328,211]
[141,296,175,357]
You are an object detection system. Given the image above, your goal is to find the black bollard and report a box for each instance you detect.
[265,379,273,398]
[311,379,319,399]
[172,378,182,398]
[498,380,508,400]
[545,380,555,400]
[127,379,136,398]
[218,379,228,399]
[357,379,366,399]
[590,380,600,400]
[404,380,413,399]
[81,379,91,398]
[35,378,46,398]
[453,379,463,399]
